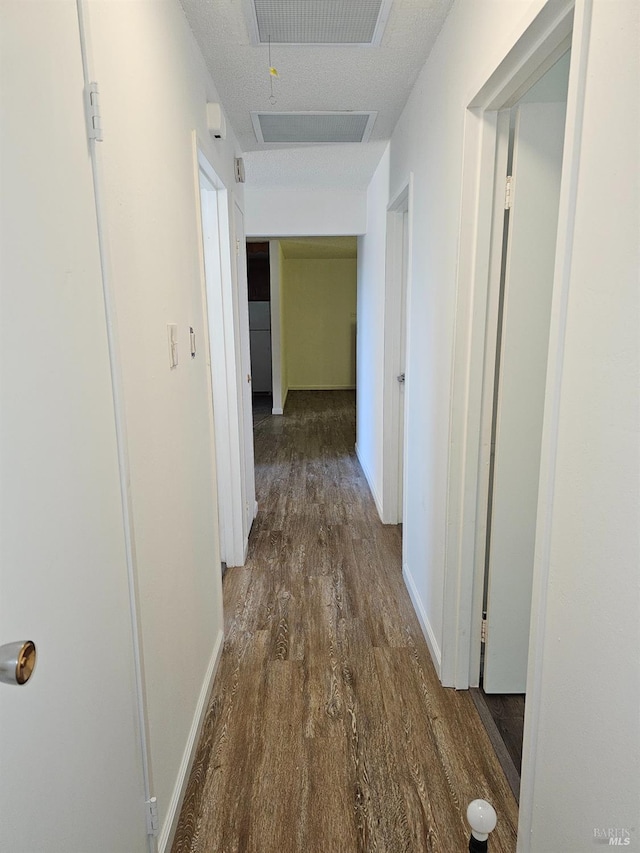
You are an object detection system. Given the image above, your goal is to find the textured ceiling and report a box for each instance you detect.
[179,0,454,188]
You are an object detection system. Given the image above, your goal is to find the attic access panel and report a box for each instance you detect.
[245,0,394,45]
[251,111,377,144]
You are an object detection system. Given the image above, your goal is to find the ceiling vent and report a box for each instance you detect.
[251,111,377,144]
[245,0,393,45]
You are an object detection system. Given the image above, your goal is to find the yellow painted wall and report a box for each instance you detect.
[282,258,357,390]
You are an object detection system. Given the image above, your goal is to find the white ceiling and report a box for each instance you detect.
[179,0,454,189]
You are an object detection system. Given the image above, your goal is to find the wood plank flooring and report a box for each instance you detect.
[172,391,518,853]
[481,693,525,775]
[469,689,523,802]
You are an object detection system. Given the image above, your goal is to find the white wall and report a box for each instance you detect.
[83,0,242,843]
[245,187,367,236]
[356,147,390,515]
[384,0,640,846]
[522,1,640,847]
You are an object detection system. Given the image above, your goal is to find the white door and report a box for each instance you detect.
[397,209,409,521]
[233,204,257,539]
[198,156,252,567]
[483,101,567,693]
[383,188,411,526]
[199,169,232,566]
[0,3,147,850]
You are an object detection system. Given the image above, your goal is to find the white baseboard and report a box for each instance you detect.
[355,442,384,521]
[271,407,284,415]
[159,630,224,852]
[254,499,259,518]
[402,563,442,678]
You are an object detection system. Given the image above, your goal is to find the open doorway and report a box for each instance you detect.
[382,182,412,526]
[246,241,273,427]
[196,148,252,568]
[466,49,572,800]
[248,237,358,425]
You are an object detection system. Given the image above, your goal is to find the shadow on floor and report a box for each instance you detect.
[252,392,272,427]
[470,688,525,802]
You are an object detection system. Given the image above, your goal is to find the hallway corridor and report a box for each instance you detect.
[172,391,518,852]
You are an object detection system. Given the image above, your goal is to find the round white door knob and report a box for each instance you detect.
[467,799,497,841]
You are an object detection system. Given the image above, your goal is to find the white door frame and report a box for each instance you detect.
[442,0,580,687]
[194,141,247,567]
[442,0,593,844]
[233,203,258,541]
[269,239,285,415]
[484,99,568,695]
[381,177,413,524]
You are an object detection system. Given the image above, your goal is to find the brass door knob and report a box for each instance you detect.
[0,640,37,686]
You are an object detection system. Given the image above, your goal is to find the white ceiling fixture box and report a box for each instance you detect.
[206,102,227,139]
[251,111,377,144]
[244,0,394,46]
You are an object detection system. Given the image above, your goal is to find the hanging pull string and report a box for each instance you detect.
[268,34,278,105]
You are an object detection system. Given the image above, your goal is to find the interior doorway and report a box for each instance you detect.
[197,150,250,567]
[246,242,273,426]
[253,236,358,421]
[471,50,571,800]
[382,181,412,525]
[233,203,258,546]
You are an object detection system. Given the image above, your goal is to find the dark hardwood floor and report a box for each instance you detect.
[481,693,525,776]
[252,392,273,427]
[470,689,525,803]
[172,391,518,852]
